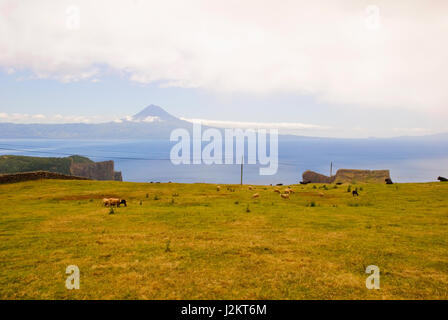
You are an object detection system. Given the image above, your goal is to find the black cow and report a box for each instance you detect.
[438,176,448,182]
[119,199,127,207]
[352,190,359,196]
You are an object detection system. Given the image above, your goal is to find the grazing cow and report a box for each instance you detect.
[280,193,290,199]
[352,190,359,197]
[252,193,260,199]
[438,176,448,182]
[102,198,111,206]
[283,189,291,194]
[217,185,221,191]
[248,186,254,190]
[385,178,394,184]
[106,198,127,207]
[274,188,281,193]
[286,188,294,193]
[318,192,324,197]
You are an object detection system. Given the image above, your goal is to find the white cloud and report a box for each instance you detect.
[182,117,328,130]
[0,112,121,124]
[0,0,447,113]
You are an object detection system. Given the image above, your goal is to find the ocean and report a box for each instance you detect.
[1,138,447,184]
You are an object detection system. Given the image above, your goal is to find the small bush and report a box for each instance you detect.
[109,207,115,215]
[165,240,171,252]
[312,185,317,189]
[246,205,251,213]
[145,193,149,198]
[154,195,160,200]
[139,200,142,205]
[234,201,239,205]
[347,185,351,193]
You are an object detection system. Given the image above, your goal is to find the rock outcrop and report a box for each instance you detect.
[302,170,335,183]
[70,160,122,181]
[302,169,391,184]
[0,155,122,181]
[333,169,390,184]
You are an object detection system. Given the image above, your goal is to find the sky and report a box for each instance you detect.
[0,0,447,138]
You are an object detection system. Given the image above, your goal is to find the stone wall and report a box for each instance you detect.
[0,171,89,184]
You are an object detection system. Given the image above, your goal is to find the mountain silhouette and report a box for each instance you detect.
[131,104,180,122]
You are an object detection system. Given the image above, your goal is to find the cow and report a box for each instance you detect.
[217,185,221,191]
[438,176,448,182]
[252,193,260,199]
[274,188,281,193]
[352,190,359,197]
[280,193,290,199]
[103,198,127,207]
[102,198,111,206]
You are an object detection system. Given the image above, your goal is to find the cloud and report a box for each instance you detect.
[181,117,328,130]
[0,112,121,124]
[1,0,447,112]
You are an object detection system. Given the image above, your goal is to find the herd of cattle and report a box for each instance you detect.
[102,176,447,208]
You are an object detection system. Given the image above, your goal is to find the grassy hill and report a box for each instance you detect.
[0,180,447,299]
[0,155,93,175]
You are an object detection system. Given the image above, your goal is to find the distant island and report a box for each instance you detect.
[1,104,447,141]
[0,105,192,139]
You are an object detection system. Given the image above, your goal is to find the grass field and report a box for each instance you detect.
[0,179,447,299]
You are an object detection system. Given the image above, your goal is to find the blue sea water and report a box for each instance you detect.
[0,138,447,184]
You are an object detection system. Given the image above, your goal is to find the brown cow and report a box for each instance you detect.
[104,198,127,207]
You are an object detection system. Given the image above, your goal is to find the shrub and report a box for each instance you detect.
[109,207,115,215]
[165,240,171,252]
[347,185,351,193]
[246,205,251,213]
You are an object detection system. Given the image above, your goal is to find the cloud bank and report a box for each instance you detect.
[1,0,447,112]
